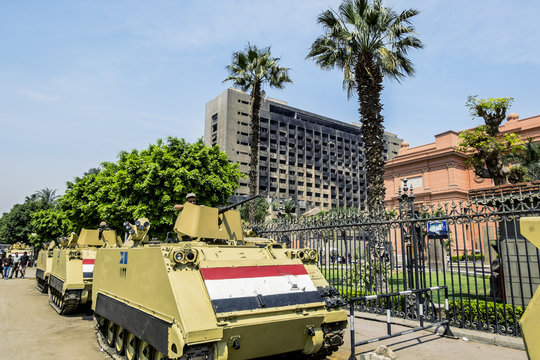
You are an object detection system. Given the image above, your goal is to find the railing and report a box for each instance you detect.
[255,182,540,337]
[348,286,453,359]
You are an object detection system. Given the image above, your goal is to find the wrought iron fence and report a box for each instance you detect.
[255,182,540,337]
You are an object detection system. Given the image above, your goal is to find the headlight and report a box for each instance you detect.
[173,250,185,263]
[297,250,306,260]
[308,249,317,261]
[185,249,198,263]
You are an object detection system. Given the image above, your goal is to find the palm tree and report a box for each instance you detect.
[224,44,292,223]
[33,188,59,205]
[307,0,422,213]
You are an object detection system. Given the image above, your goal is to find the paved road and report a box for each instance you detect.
[0,268,528,360]
[0,268,106,360]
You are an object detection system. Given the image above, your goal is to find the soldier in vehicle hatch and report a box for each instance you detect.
[174,193,197,211]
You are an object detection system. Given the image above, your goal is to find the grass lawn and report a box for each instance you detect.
[321,267,491,304]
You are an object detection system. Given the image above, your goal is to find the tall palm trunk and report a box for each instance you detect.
[248,82,262,223]
[356,56,385,214]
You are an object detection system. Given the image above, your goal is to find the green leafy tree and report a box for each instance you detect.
[30,208,73,246]
[239,197,270,224]
[224,44,292,223]
[307,0,422,213]
[457,96,525,185]
[506,138,540,182]
[0,199,47,244]
[58,137,242,238]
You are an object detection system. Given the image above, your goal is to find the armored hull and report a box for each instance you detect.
[48,228,119,315]
[92,204,347,359]
[35,247,54,293]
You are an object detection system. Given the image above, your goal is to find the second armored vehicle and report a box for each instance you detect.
[48,226,120,314]
[92,203,347,359]
[35,241,58,293]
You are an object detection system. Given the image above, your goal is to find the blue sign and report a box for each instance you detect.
[120,251,128,264]
[427,221,448,238]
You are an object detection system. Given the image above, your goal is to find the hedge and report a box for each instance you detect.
[339,289,525,332]
[451,254,484,262]
[447,299,524,331]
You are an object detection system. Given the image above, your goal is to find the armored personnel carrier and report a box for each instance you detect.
[92,202,347,360]
[48,226,120,314]
[36,241,60,293]
[6,242,34,259]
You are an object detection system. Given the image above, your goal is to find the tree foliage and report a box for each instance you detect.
[240,197,269,224]
[1,138,241,243]
[0,199,48,244]
[57,137,242,238]
[458,96,525,185]
[506,139,540,182]
[224,44,292,222]
[307,0,422,213]
[30,208,73,246]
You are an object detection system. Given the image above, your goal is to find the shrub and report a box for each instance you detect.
[447,299,524,331]
[450,254,484,262]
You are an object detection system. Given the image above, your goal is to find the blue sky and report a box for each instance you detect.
[1,0,539,214]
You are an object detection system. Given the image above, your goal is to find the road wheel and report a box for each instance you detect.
[115,326,125,355]
[96,315,106,330]
[125,332,137,360]
[105,320,116,347]
[138,339,153,360]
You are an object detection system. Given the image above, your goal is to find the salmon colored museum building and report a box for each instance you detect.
[384,113,540,208]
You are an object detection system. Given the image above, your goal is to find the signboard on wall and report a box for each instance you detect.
[402,176,423,190]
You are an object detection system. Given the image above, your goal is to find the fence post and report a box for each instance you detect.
[349,299,356,360]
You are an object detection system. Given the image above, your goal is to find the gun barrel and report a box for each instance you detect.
[218,194,261,214]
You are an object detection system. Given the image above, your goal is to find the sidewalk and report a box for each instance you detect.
[332,313,527,360]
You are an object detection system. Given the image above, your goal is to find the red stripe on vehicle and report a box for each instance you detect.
[201,264,307,280]
[82,259,95,265]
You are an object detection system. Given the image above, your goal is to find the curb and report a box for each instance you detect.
[354,311,525,351]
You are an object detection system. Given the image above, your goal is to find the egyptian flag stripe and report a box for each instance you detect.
[204,274,317,300]
[83,259,94,278]
[200,264,307,280]
[211,291,322,313]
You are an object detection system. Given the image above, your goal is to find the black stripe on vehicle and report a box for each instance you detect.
[211,291,323,313]
[83,272,93,278]
[36,268,44,280]
[95,293,170,355]
[48,274,64,293]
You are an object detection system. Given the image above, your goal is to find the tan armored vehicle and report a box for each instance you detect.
[92,202,347,360]
[48,227,120,314]
[6,242,34,259]
[519,217,540,360]
[36,241,59,293]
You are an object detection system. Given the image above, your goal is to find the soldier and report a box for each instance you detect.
[174,193,197,211]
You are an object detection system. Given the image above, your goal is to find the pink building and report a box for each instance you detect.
[384,113,540,256]
[384,113,540,208]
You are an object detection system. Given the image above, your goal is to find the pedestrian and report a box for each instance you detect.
[0,252,5,279]
[174,192,197,211]
[2,254,13,280]
[10,254,20,278]
[18,251,30,278]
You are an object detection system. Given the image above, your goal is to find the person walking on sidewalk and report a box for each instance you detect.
[2,254,13,279]
[18,251,30,278]
[10,253,20,278]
